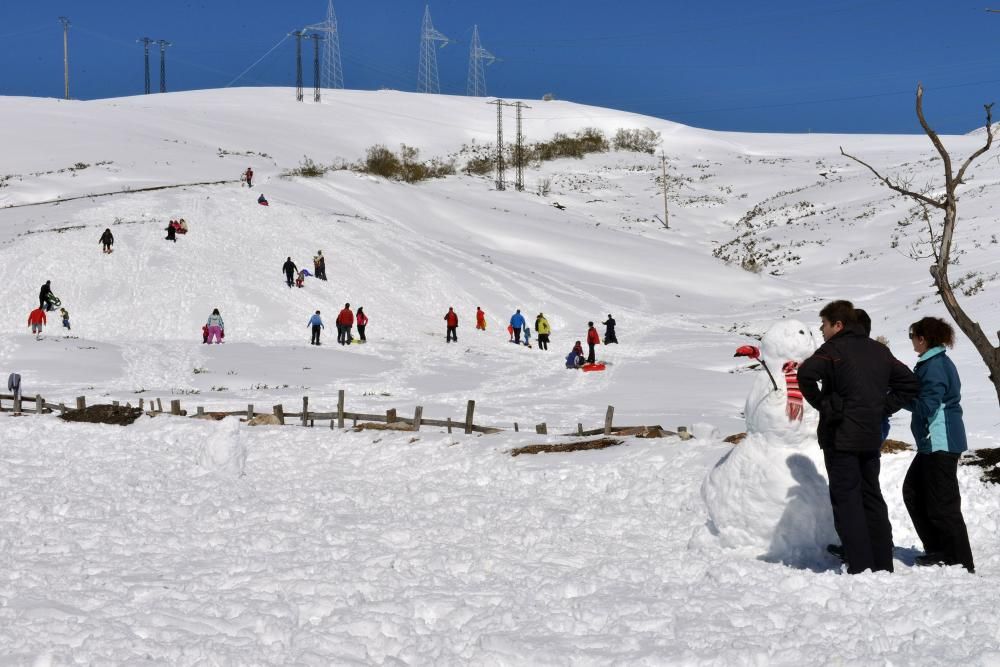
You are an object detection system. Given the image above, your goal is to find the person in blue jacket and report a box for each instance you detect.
[510,309,526,344]
[901,316,974,573]
[308,310,324,346]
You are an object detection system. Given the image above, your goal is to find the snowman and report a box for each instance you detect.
[700,319,838,566]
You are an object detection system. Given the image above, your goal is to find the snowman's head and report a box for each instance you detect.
[760,319,819,363]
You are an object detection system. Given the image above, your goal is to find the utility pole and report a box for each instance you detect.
[58,17,70,99]
[488,99,506,190]
[659,152,670,230]
[512,101,530,191]
[137,37,153,94]
[157,40,171,93]
[309,34,323,102]
[290,30,305,101]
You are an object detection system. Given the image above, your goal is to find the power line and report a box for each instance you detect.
[225,35,289,87]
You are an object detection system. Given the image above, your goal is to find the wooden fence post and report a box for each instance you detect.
[337,390,345,429]
[59,403,67,415]
[446,417,452,433]
[196,406,204,416]
[76,396,86,410]
[302,396,309,427]
[604,405,615,435]
[535,423,547,435]
[514,422,519,432]
[156,398,163,413]
[413,406,423,431]
[13,393,22,414]
[170,400,181,416]
[273,404,285,425]
[112,400,119,408]
[138,398,144,411]
[35,395,43,415]
[386,408,396,424]
[465,400,475,435]
[247,404,254,419]
[577,423,584,436]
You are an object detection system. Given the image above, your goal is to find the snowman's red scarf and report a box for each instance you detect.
[782,361,804,421]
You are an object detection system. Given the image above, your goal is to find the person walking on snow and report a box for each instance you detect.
[603,314,618,344]
[444,307,458,343]
[535,313,551,350]
[356,307,368,341]
[476,307,486,331]
[510,309,526,344]
[99,228,114,254]
[523,327,532,348]
[244,167,254,188]
[282,257,297,288]
[586,321,600,364]
[314,251,327,281]
[308,310,324,345]
[59,307,71,331]
[28,307,46,340]
[205,308,225,344]
[337,303,354,345]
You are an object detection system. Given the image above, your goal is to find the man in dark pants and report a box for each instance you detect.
[282,257,297,288]
[798,300,919,574]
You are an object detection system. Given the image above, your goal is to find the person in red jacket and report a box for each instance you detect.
[444,307,458,343]
[336,303,354,345]
[28,307,47,340]
[586,321,600,363]
[476,306,486,331]
[356,307,368,342]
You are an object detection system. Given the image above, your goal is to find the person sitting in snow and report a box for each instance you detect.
[165,222,177,242]
[565,341,584,369]
[257,193,269,206]
[295,270,306,288]
[202,324,209,344]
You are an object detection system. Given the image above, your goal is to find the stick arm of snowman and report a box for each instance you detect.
[734,345,779,392]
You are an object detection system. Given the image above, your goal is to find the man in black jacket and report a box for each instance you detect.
[282,257,297,288]
[798,300,920,574]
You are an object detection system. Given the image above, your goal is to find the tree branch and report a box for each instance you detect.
[840,146,945,209]
[954,102,995,186]
[915,84,955,190]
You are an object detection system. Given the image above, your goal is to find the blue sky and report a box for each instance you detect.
[3,1,999,134]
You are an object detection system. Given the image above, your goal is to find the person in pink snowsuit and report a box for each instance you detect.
[205,308,225,344]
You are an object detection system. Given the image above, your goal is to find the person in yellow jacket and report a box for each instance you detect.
[535,313,551,350]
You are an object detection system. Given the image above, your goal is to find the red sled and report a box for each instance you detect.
[582,363,606,372]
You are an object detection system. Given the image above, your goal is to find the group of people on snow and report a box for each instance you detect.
[306,304,367,346]
[165,218,188,242]
[444,306,618,367]
[27,281,69,339]
[797,299,974,575]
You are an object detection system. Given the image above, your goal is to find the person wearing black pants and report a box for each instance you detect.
[824,449,894,573]
[798,300,919,574]
[282,257,297,288]
[902,452,974,571]
[586,322,600,364]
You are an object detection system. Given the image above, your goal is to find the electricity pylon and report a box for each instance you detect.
[418,5,449,94]
[58,17,70,100]
[466,25,496,97]
[157,39,171,93]
[137,37,153,94]
[289,29,305,101]
[309,34,323,102]
[304,0,344,89]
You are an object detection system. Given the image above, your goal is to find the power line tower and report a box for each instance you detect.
[512,101,530,191]
[417,5,450,94]
[309,34,324,102]
[289,30,305,101]
[157,40,171,93]
[488,99,515,191]
[137,37,154,94]
[58,17,70,100]
[305,0,344,89]
[466,25,496,97]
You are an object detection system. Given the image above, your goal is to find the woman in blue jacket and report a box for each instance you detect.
[901,317,974,573]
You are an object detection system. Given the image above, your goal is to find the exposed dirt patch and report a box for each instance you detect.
[511,437,624,457]
[962,447,1000,485]
[352,421,416,432]
[724,432,747,445]
[59,404,144,426]
[881,439,913,454]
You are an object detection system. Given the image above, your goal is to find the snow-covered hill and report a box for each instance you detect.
[2,88,999,663]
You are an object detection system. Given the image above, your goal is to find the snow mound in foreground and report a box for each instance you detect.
[195,418,247,477]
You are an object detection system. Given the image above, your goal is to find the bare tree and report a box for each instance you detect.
[840,84,1000,405]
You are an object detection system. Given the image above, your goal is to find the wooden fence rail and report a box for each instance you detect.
[1,391,686,438]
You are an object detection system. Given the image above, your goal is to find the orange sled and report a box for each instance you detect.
[582,363,606,372]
